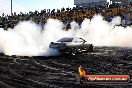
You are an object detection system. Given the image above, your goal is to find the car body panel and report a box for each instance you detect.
[49,37,93,55]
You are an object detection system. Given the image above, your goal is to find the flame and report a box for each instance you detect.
[78,65,86,76]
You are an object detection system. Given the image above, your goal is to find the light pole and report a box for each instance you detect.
[11,0,12,15]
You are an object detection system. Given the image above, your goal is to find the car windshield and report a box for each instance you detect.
[57,38,74,42]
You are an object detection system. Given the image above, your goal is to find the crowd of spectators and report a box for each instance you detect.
[0,3,132,30]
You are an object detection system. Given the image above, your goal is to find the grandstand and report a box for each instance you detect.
[74,0,108,7]
[0,0,132,30]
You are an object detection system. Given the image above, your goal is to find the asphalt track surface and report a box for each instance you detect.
[0,47,132,88]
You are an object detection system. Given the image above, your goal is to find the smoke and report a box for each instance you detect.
[0,19,74,56]
[75,15,132,47]
[0,14,132,56]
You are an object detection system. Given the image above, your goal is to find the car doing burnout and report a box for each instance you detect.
[49,37,93,55]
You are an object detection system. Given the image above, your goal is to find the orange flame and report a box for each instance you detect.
[78,65,86,76]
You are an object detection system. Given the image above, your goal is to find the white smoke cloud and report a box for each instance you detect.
[0,19,74,56]
[75,14,132,47]
[0,21,43,56]
[0,14,132,56]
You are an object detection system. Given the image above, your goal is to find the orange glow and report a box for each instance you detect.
[78,65,86,76]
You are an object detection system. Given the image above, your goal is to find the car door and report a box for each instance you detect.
[71,38,86,51]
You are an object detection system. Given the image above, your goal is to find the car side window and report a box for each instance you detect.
[73,38,84,43]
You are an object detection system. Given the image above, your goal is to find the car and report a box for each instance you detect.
[49,37,93,55]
